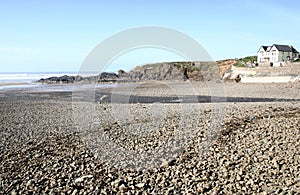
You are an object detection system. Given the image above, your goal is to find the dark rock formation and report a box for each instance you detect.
[39,75,77,84]
[38,73,119,84]
[99,72,118,80]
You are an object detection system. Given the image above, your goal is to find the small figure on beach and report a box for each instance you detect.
[183,66,189,81]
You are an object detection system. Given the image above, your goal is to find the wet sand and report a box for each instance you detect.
[0,82,29,86]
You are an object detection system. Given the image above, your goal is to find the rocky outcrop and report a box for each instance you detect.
[126,61,222,82]
[38,61,229,84]
[128,63,182,81]
[99,72,119,80]
[39,73,119,84]
[39,75,83,84]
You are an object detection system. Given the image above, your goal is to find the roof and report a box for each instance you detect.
[292,47,299,54]
[258,44,299,53]
[258,46,269,52]
[273,44,293,52]
[261,46,268,51]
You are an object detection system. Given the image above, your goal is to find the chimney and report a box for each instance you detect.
[290,45,293,49]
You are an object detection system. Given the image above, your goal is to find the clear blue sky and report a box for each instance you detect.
[0,0,300,73]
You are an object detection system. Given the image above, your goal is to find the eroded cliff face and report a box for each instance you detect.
[127,63,182,81]
[124,61,227,82]
[217,59,237,77]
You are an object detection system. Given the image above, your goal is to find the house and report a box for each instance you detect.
[257,44,299,66]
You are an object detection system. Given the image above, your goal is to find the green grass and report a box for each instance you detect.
[233,56,257,68]
[233,61,247,67]
[240,56,257,63]
[170,62,200,71]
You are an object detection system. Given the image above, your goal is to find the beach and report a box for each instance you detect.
[0,81,299,194]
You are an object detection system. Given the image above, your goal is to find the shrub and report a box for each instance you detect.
[233,61,247,67]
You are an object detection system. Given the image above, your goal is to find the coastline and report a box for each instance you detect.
[0,82,30,86]
[0,72,79,90]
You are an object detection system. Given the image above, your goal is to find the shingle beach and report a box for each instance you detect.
[0,81,299,194]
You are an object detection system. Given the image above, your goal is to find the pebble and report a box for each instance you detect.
[136,183,145,189]
[119,184,127,192]
[160,161,169,169]
[0,88,299,194]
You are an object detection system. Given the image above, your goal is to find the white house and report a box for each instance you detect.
[257,44,299,66]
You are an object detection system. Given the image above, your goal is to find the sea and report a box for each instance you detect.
[0,72,76,90]
[0,72,116,92]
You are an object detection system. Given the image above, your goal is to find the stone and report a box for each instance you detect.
[119,184,127,192]
[1,92,300,194]
[75,175,93,183]
[75,178,84,183]
[136,183,145,189]
[160,161,169,169]
[11,190,17,195]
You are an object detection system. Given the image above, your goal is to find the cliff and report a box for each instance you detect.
[120,61,232,82]
[38,60,235,84]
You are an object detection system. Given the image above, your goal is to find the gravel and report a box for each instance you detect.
[0,81,299,194]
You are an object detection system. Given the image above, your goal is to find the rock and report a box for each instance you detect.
[49,76,59,81]
[1,93,300,194]
[119,184,127,192]
[59,75,70,83]
[160,161,169,169]
[159,159,176,169]
[72,189,78,195]
[39,72,120,84]
[38,61,223,84]
[99,72,119,81]
[168,159,176,166]
[249,115,255,122]
[11,190,17,195]
[75,177,84,183]
[26,179,33,187]
[74,175,93,183]
[118,69,126,76]
[135,183,145,189]
[39,75,77,83]
[75,75,83,82]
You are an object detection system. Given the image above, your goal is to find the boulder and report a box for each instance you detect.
[99,72,119,80]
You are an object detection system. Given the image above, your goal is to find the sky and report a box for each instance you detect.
[0,0,300,73]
